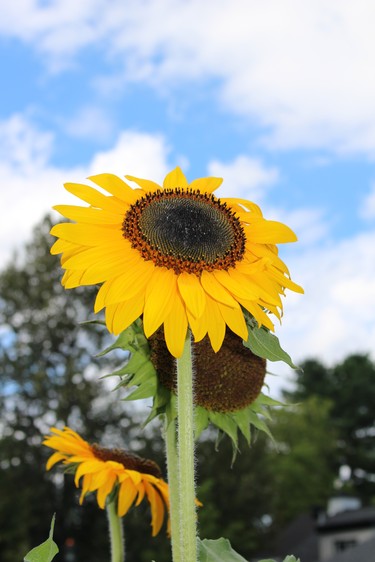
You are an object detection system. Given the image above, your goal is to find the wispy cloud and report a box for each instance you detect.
[2,1,375,155]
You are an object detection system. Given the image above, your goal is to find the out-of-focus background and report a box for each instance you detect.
[1,2,375,561]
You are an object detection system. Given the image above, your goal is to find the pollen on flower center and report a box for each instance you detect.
[91,444,162,478]
[122,188,246,274]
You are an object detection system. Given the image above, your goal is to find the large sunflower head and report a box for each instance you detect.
[51,167,303,357]
[43,427,169,536]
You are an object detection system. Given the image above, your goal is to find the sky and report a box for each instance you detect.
[1,0,375,393]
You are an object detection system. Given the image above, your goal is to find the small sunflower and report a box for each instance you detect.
[43,427,169,536]
[51,167,303,358]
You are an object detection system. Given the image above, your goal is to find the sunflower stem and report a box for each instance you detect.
[176,332,198,562]
[106,499,125,562]
[165,418,182,562]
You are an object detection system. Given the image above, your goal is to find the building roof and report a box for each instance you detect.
[317,506,375,532]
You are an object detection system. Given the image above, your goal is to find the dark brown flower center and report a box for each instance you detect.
[122,188,246,275]
[91,445,162,478]
[149,329,266,413]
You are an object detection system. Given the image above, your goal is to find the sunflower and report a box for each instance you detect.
[43,427,169,536]
[51,167,303,358]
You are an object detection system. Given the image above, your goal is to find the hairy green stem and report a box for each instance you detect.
[106,500,125,562]
[176,332,198,561]
[165,418,182,562]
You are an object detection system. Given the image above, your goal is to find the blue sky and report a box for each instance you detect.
[1,0,375,391]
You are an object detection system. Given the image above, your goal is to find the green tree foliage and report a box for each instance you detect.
[269,397,336,527]
[286,355,375,501]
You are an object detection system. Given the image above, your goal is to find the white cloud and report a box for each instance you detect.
[63,106,114,141]
[209,155,279,202]
[0,116,172,264]
[2,1,375,154]
[360,182,375,220]
[89,130,170,182]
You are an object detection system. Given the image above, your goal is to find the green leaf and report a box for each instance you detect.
[198,538,248,561]
[24,514,59,562]
[244,327,298,369]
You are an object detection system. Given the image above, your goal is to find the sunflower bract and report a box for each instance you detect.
[51,167,303,357]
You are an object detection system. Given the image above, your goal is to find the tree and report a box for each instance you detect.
[269,397,337,527]
[286,355,375,502]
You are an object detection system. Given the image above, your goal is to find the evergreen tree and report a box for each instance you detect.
[285,355,375,501]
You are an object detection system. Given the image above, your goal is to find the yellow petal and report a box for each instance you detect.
[213,269,257,301]
[268,268,304,294]
[239,299,275,331]
[106,293,145,335]
[187,307,208,343]
[118,477,138,517]
[205,296,226,352]
[135,482,146,506]
[51,238,81,256]
[222,198,263,216]
[163,167,188,189]
[143,268,176,337]
[97,472,117,509]
[188,176,223,193]
[102,258,153,307]
[46,452,67,471]
[144,481,165,536]
[62,269,85,289]
[177,272,206,318]
[80,473,93,504]
[88,173,140,204]
[64,182,126,214]
[125,175,161,193]
[53,205,124,224]
[218,302,248,341]
[248,220,298,243]
[50,223,122,247]
[200,270,239,308]
[62,243,126,271]
[163,291,188,358]
[74,460,103,486]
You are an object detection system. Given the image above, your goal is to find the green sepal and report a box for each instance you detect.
[120,352,149,375]
[208,412,238,449]
[124,378,157,400]
[244,324,298,370]
[230,409,252,445]
[198,537,247,561]
[24,514,59,562]
[96,324,139,356]
[247,410,274,441]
